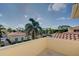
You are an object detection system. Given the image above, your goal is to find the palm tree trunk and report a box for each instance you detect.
[32,31,35,39]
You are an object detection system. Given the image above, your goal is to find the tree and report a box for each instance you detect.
[43,28,53,35]
[7,28,13,33]
[0,25,6,46]
[48,28,53,34]
[0,25,6,37]
[16,27,24,32]
[0,25,12,45]
[58,25,71,30]
[12,30,17,32]
[42,29,46,34]
[25,18,42,39]
[58,25,71,33]
[45,28,49,35]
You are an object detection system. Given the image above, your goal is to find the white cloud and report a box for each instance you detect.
[24,15,28,18]
[36,18,41,21]
[0,13,2,17]
[0,22,10,29]
[57,17,66,20]
[48,4,52,11]
[56,17,71,20]
[48,3,66,11]
[39,22,42,25]
[16,24,25,28]
[36,17,43,25]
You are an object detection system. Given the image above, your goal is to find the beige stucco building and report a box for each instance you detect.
[68,26,79,32]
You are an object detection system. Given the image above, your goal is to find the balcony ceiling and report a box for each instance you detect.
[71,4,79,19]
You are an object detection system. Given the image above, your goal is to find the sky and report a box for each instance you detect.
[0,3,79,29]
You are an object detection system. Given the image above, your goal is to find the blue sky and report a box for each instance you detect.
[0,3,79,29]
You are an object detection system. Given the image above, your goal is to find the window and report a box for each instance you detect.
[15,38,18,42]
[74,30,79,32]
[21,37,24,41]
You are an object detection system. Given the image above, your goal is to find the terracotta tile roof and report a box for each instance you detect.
[8,32,26,36]
[52,32,79,40]
[64,32,79,34]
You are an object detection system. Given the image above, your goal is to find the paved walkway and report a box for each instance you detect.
[38,49,65,56]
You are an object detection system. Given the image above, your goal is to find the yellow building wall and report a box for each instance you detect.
[0,38,47,56]
[68,28,74,32]
[48,38,79,56]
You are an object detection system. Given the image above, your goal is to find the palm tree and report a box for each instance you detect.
[25,18,42,39]
[48,28,53,34]
[7,28,13,33]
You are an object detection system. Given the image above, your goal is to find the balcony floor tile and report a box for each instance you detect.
[38,49,65,56]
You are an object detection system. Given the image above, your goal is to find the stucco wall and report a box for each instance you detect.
[0,37,79,56]
[68,28,74,32]
[48,38,79,56]
[0,38,47,56]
